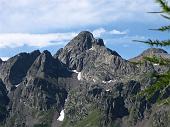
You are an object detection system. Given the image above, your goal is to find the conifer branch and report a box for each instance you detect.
[133,39,170,47]
[149,25,170,31]
[156,0,170,14]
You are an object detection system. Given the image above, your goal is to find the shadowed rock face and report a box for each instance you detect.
[5,50,75,127]
[0,79,9,122]
[0,58,2,65]
[0,31,170,127]
[0,50,41,90]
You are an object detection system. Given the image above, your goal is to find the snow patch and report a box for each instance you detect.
[57,109,65,121]
[102,80,115,84]
[93,79,96,83]
[15,84,20,87]
[71,70,79,73]
[89,46,95,50]
[106,89,111,92]
[77,72,82,80]
[69,70,82,80]
[0,57,9,61]
[108,80,113,83]
[153,63,159,66]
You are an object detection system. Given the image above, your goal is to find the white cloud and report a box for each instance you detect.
[92,28,106,37]
[109,30,127,35]
[0,32,77,48]
[0,0,161,33]
[92,28,128,37]
[105,35,146,45]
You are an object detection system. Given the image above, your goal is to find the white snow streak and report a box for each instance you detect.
[15,84,20,87]
[71,70,79,73]
[153,63,159,66]
[89,46,95,51]
[106,89,111,92]
[102,80,115,84]
[57,109,65,121]
[77,72,82,80]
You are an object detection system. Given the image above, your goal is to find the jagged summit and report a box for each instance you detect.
[0,50,41,90]
[30,49,41,56]
[66,31,94,51]
[26,50,71,80]
[55,31,120,71]
[0,31,170,127]
[55,31,105,55]
[54,31,139,82]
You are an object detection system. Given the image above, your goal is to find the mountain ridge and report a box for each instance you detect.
[0,31,169,127]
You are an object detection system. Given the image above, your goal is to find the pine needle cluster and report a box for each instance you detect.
[134,0,170,47]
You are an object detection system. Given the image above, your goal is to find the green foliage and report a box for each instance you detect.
[130,55,170,65]
[134,0,170,103]
[155,0,170,14]
[36,109,55,127]
[151,25,170,32]
[134,0,170,47]
[143,55,170,65]
[62,109,102,127]
[158,96,170,105]
[134,39,170,47]
[74,109,101,127]
[139,71,170,100]
[130,61,144,65]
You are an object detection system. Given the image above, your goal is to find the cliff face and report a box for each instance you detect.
[0,31,170,127]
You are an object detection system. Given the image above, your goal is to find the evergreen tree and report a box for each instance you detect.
[133,0,170,65]
[134,0,170,47]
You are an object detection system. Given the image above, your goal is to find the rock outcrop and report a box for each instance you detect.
[129,48,170,62]
[0,31,169,127]
[0,50,41,91]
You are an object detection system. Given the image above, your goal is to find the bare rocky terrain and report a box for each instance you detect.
[0,31,170,127]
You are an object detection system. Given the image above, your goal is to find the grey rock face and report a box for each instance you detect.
[56,31,139,83]
[55,31,95,70]
[5,50,77,127]
[0,31,170,127]
[129,48,170,75]
[0,79,9,122]
[129,48,169,62]
[0,50,41,90]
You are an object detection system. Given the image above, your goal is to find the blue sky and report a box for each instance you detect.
[0,0,170,60]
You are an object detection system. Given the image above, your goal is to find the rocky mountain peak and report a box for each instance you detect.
[93,38,105,46]
[55,31,116,71]
[26,50,54,78]
[0,31,170,127]
[55,31,138,82]
[30,49,41,57]
[26,50,71,80]
[0,50,41,90]
[129,48,169,62]
[40,50,53,61]
[77,31,93,37]
[65,31,94,52]
[142,48,167,55]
